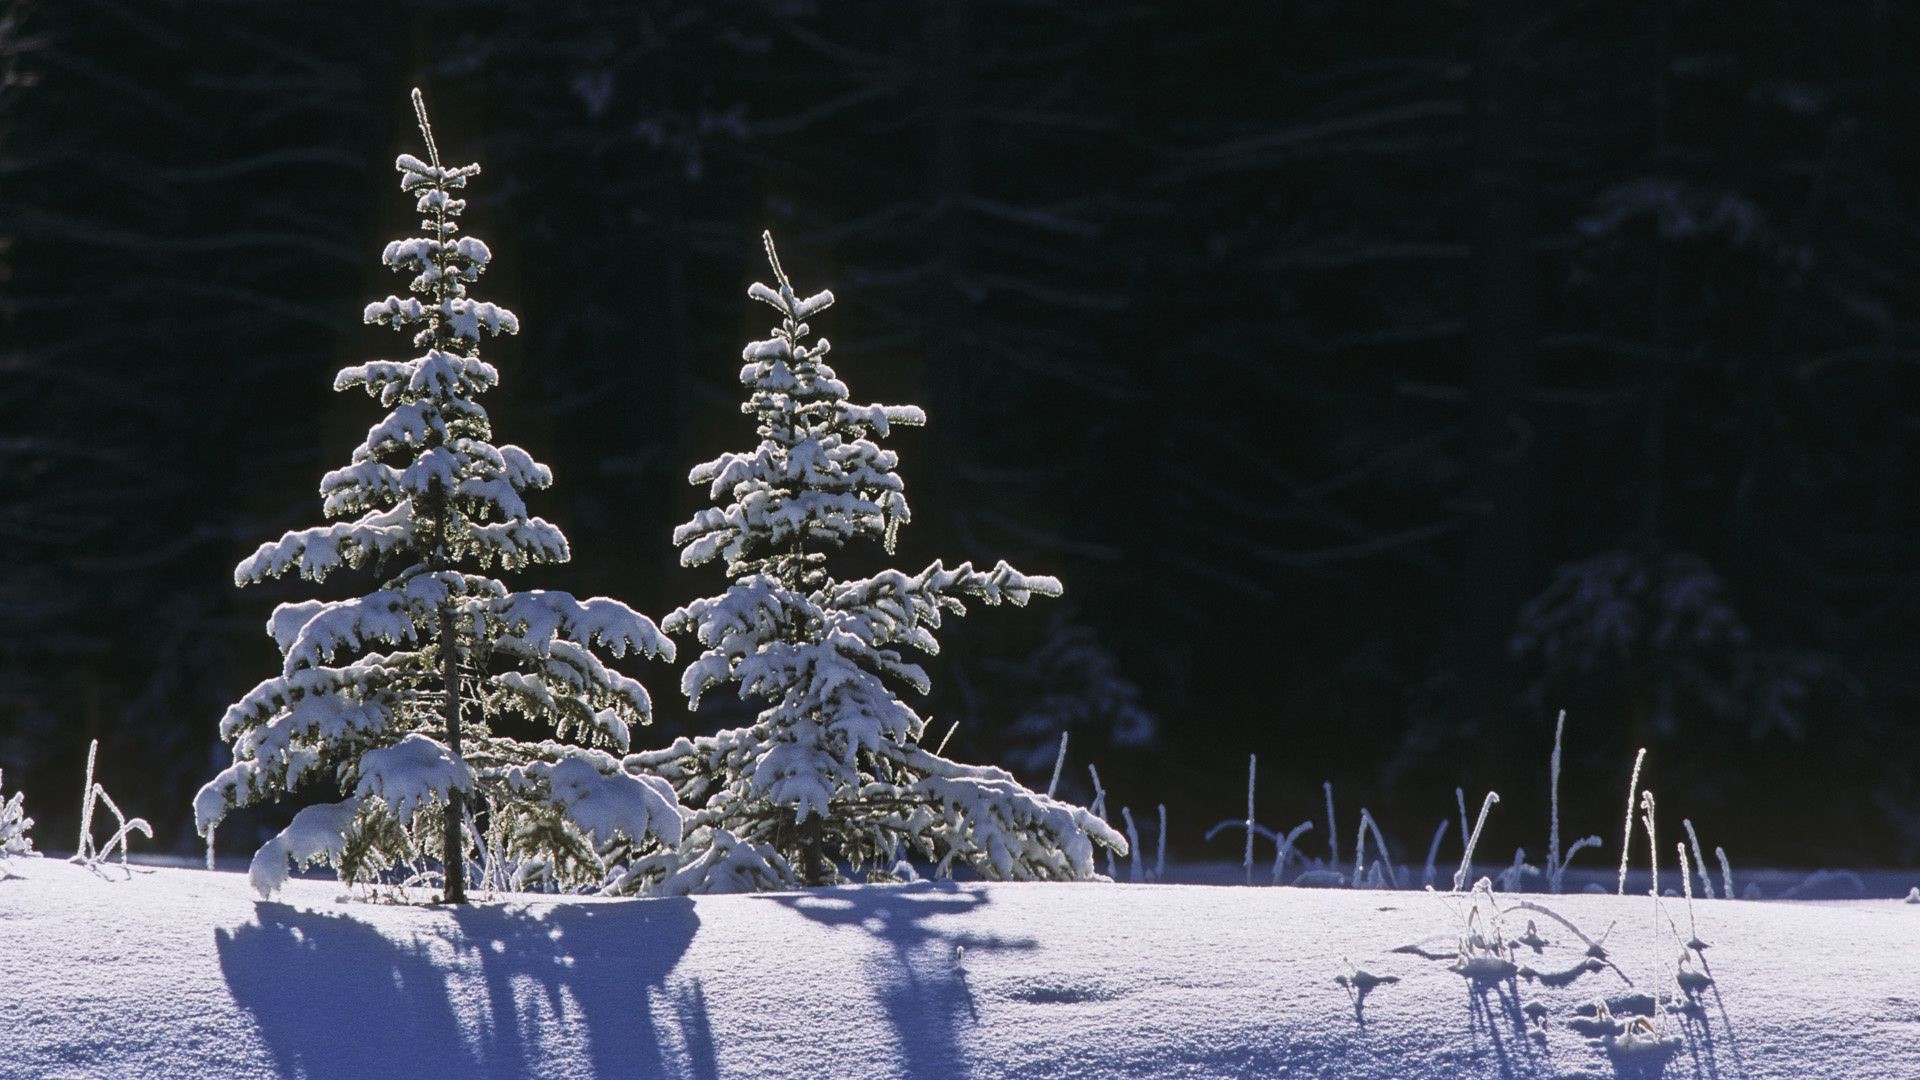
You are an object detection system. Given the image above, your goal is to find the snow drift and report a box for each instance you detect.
[1,857,1916,1078]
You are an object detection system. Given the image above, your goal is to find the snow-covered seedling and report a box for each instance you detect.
[0,767,34,865]
[195,90,678,902]
[626,232,1123,891]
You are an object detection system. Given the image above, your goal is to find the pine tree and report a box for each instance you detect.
[626,233,1124,892]
[195,91,681,901]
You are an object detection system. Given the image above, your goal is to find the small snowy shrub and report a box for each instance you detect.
[626,232,1125,890]
[70,740,151,871]
[0,767,33,857]
[195,91,678,902]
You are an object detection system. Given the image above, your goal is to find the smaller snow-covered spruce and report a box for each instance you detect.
[625,232,1125,892]
[0,767,33,859]
[195,90,678,902]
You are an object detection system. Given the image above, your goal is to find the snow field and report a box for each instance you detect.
[3,857,1917,1079]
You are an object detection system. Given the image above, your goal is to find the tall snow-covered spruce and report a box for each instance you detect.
[626,233,1124,892]
[195,91,681,902]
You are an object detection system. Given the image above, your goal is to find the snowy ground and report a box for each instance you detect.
[2,856,1917,1079]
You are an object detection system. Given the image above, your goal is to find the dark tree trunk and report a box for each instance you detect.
[802,812,826,887]
[440,604,467,904]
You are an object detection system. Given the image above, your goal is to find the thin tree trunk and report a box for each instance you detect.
[440,603,467,904]
[802,812,825,887]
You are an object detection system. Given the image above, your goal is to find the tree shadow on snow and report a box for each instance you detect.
[765,882,1037,1080]
[216,897,707,1080]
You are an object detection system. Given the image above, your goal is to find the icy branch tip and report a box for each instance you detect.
[411,88,441,169]
[761,230,790,291]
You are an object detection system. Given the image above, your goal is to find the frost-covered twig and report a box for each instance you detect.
[1421,819,1448,890]
[1548,710,1564,891]
[1452,791,1499,893]
[68,740,151,873]
[1715,846,1733,901]
[1045,731,1068,798]
[1617,747,1646,895]
[1324,781,1339,867]
[1155,804,1167,882]
[1676,843,1707,950]
[1245,756,1257,885]
[1121,807,1143,883]
[1271,820,1314,885]
[1682,818,1715,899]
[1353,809,1399,889]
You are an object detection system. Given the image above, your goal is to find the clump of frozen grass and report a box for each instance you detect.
[1087,764,1116,879]
[1,768,35,875]
[1452,790,1499,893]
[1497,848,1538,893]
[1121,807,1144,882]
[1544,711,1601,893]
[1682,818,1715,899]
[1617,747,1647,895]
[1421,819,1448,889]
[1353,808,1399,890]
[1675,843,1708,951]
[68,740,151,875]
[1448,878,1518,982]
[1271,820,1314,885]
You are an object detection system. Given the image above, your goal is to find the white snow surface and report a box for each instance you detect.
[2,857,1917,1079]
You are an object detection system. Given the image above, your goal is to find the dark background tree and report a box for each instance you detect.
[3,0,1916,869]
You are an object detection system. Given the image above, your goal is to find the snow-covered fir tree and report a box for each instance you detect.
[625,232,1124,892]
[0,768,32,858]
[195,91,681,902]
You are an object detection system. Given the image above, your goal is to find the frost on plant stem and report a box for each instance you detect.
[1323,781,1339,867]
[1353,808,1399,889]
[1617,747,1647,895]
[1121,806,1143,882]
[1452,791,1499,893]
[69,740,152,873]
[625,231,1119,891]
[1681,818,1715,899]
[1421,819,1448,890]
[196,90,677,901]
[1245,755,1257,885]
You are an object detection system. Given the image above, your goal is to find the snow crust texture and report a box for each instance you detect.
[3,860,1918,1079]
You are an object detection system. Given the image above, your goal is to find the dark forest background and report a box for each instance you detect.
[2,0,1916,870]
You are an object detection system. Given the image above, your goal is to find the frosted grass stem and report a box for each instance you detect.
[1156,804,1167,882]
[1548,710,1564,891]
[1683,819,1714,899]
[1324,781,1339,867]
[1245,755,1257,885]
[75,739,98,861]
[1617,748,1647,895]
[1453,791,1500,893]
[1422,819,1449,890]
[1046,732,1069,798]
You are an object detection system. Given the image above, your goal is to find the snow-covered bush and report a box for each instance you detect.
[0,767,33,858]
[195,91,678,901]
[625,232,1125,891]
